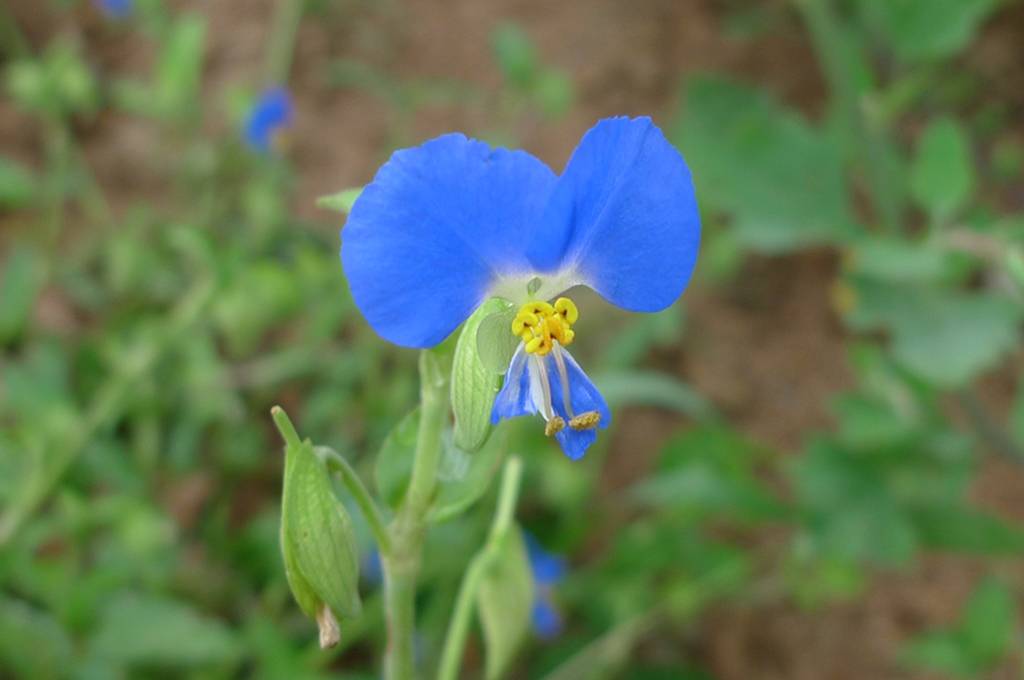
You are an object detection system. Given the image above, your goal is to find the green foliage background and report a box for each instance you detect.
[1,0,1023,678]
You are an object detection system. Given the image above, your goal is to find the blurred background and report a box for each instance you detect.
[1,0,1023,678]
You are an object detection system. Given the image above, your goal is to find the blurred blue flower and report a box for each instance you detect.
[341,117,700,459]
[95,0,132,18]
[244,87,294,152]
[362,548,383,586]
[525,532,566,639]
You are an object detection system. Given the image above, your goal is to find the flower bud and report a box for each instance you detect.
[275,408,361,648]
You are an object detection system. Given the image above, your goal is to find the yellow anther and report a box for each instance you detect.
[511,312,538,336]
[545,416,566,437]
[525,335,551,355]
[554,297,578,325]
[513,296,580,355]
[569,411,601,430]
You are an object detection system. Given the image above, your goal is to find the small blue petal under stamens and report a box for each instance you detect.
[491,344,609,460]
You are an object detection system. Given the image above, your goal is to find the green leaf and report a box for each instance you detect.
[318,187,363,215]
[430,427,506,522]
[847,283,1021,388]
[281,436,362,621]
[858,0,1002,61]
[452,299,512,451]
[476,304,519,375]
[0,245,43,345]
[0,597,73,678]
[846,236,955,284]
[910,118,974,223]
[594,370,715,420]
[477,526,533,680]
[902,631,976,677]
[491,23,538,88]
[675,75,856,251]
[0,156,35,208]
[90,593,239,667]
[912,506,1024,555]
[960,578,1016,664]
[375,407,420,509]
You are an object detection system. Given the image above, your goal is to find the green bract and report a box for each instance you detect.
[451,298,514,451]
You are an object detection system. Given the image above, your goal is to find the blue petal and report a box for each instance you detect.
[546,347,610,460]
[531,597,563,639]
[95,0,132,18]
[491,345,532,423]
[244,87,293,151]
[342,136,557,347]
[524,531,567,585]
[528,117,700,312]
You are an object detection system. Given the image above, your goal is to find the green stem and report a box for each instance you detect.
[438,456,523,680]
[266,0,304,85]
[795,0,902,232]
[956,389,1024,464]
[319,446,393,555]
[382,350,449,680]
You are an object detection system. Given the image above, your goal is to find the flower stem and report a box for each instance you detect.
[383,350,449,680]
[266,0,304,85]
[437,456,523,680]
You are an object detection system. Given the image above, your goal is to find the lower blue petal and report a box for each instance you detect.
[491,343,610,460]
[528,117,700,312]
[343,135,557,348]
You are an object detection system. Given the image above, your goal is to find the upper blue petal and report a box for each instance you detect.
[342,135,557,347]
[527,117,700,312]
[244,87,294,151]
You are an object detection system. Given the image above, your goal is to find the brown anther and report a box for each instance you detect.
[569,411,601,430]
[544,416,566,437]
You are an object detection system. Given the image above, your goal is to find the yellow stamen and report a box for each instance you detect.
[569,411,601,430]
[544,416,566,436]
[512,296,579,356]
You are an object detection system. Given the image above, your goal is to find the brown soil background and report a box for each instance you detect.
[4,0,1024,678]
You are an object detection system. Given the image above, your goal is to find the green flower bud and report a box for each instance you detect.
[274,408,361,648]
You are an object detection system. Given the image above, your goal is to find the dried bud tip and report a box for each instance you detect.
[317,605,341,649]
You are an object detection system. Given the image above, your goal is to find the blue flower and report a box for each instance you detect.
[244,87,294,152]
[95,0,132,18]
[525,532,566,639]
[341,117,700,459]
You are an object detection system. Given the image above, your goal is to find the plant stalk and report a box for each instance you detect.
[382,350,449,680]
[437,456,523,680]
